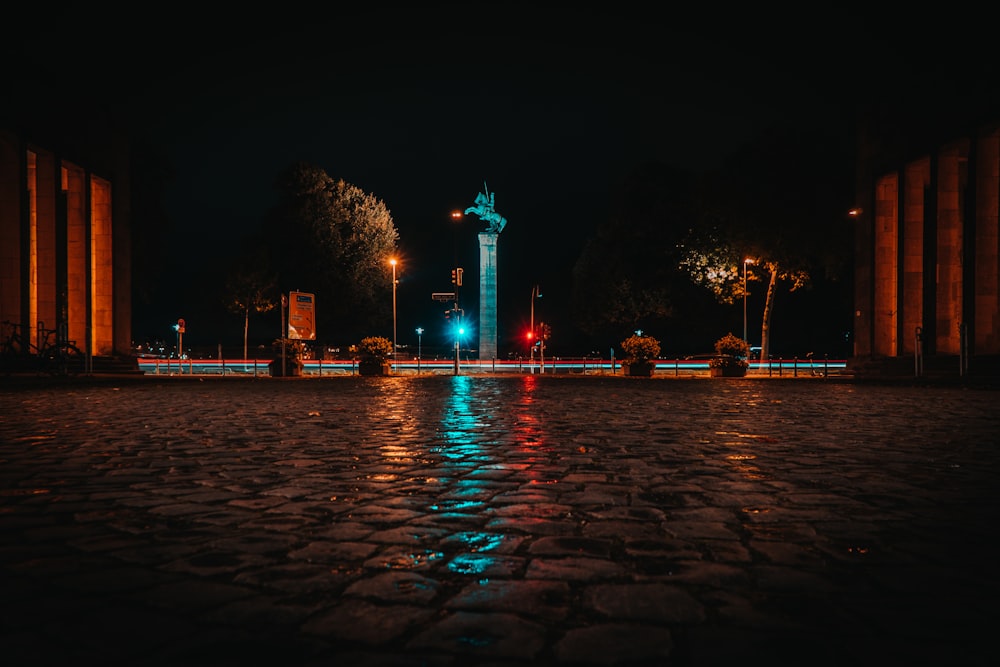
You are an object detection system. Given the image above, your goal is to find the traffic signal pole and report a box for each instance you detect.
[431,283,460,375]
[453,268,462,376]
[453,297,460,376]
[529,285,541,374]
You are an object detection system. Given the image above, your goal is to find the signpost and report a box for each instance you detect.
[287,292,316,340]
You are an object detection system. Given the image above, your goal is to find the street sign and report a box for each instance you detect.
[287,291,316,340]
[432,292,456,302]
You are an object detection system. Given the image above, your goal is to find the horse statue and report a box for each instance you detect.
[464,183,507,234]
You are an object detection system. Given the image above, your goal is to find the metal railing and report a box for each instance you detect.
[136,356,848,377]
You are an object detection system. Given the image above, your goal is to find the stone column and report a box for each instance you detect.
[478,232,499,361]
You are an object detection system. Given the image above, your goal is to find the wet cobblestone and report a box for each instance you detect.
[1,375,998,666]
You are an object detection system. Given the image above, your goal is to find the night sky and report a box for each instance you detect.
[7,7,995,357]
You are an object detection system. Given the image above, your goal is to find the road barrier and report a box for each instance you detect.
[137,357,847,377]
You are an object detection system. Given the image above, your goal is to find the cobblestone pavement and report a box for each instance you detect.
[1,375,998,666]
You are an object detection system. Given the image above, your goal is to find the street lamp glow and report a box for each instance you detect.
[390,258,398,370]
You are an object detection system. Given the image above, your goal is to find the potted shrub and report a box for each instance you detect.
[709,332,750,377]
[620,333,660,377]
[269,337,305,377]
[355,336,394,376]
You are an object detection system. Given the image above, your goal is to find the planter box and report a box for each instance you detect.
[710,365,747,377]
[269,358,303,377]
[358,360,392,376]
[624,361,655,377]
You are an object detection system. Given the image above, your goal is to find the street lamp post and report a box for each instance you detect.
[390,258,398,371]
[451,211,462,377]
[451,210,462,263]
[530,285,541,374]
[416,327,423,374]
[743,258,753,344]
[280,293,287,377]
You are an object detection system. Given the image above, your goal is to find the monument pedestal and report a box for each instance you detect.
[478,232,499,361]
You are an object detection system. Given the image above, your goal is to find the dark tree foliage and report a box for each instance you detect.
[571,121,855,357]
[571,162,724,352]
[689,123,856,357]
[709,124,854,277]
[262,163,399,343]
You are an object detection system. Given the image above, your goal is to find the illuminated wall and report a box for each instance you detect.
[935,143,967,355]
[31,149,58,348]
[855,121,1000,366]
[64,163,87,349]
[0,131,127,360]
[873,174,898,356]
[974,130,1000,353]
[90,175,114,355]
[901,158,930,355]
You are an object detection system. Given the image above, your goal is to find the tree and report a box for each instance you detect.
[678,224,809,360]
[677,224,743,306]
[263,163,399,342]
[679,123,853,359]
[571,162,713,350]
[223,240,277,362]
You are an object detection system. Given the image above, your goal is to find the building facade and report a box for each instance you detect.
[852,106,1000,376]
[1,103,132,365]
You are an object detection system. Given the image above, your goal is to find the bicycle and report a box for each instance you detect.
[36,324,83,376]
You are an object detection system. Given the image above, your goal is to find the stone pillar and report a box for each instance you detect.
[478,232,499,360]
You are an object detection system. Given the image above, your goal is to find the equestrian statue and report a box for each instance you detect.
[464,182,507,234]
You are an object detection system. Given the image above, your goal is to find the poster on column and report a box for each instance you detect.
[287,292,316,340]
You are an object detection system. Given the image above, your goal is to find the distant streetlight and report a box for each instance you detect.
[743,258,754,344]
[416,327,424,374]
[530,285,542,373]
[390,258,398,371]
